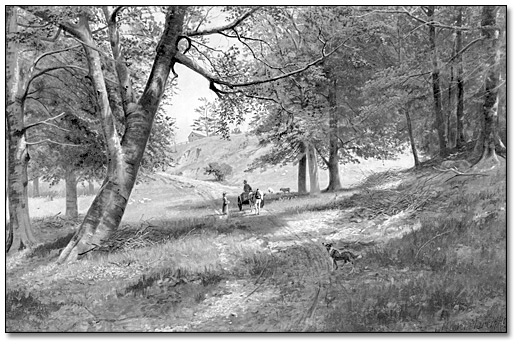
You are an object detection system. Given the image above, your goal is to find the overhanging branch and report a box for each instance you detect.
[26,138,83,147]
[445,37,484,64]
[33,44,82,68]
[23,112,66,132]
[364,7,474,32]
[175,37,349,93]
[186,7,260,36]
[22,65,89,102]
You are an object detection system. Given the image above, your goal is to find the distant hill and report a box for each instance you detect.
[167,133,415,193]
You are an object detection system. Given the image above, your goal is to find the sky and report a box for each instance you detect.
[164,9,238,144]
[166,64,217,143]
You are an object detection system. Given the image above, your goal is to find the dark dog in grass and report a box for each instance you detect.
[280,187,290,193]
[322,242,361,272]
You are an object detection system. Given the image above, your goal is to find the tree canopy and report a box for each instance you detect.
[5,5,506,258]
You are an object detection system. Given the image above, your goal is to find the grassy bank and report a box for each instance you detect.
[6,159,506,332]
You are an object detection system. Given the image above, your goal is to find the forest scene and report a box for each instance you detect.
[5,5,507,333]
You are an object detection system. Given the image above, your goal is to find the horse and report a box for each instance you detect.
[237,191,264,212]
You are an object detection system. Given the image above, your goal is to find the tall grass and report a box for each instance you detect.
[322,165,506,332]
[7,159,506,332]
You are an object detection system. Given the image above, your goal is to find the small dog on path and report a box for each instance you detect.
[322,242,361,272]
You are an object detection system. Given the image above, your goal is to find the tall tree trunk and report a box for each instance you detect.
[65,168,78,219]
[6,6,36,252]
[455,6,466,148]
[447,42,455,149]
[88,180,95,195]
[326,80,342,192]
[306,144,320,196]
[32,177,40,197]
[427,6,447,157]
[57,7,186,263]
[476,6,501,168]
[298,142,307,193]
[405,106,420,168]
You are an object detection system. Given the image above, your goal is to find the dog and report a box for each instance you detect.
[322,242,361,272]
[280,187,291,193]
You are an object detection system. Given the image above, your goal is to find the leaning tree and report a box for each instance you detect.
[18,6,345,263]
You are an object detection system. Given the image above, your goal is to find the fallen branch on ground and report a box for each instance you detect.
[433,166,489,183]
[415,231,451,260]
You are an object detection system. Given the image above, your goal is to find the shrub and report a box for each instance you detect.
[204,162,232,181]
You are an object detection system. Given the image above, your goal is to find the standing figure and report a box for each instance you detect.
[222,192,230,216]
[254,188,263,215]
[243,180,252,193]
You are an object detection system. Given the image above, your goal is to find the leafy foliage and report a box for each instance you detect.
[203,162,233,181]
[192,97,219,136]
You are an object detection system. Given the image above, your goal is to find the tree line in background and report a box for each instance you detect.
[6,6,506,261]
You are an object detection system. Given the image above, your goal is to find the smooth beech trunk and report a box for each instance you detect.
[6,6,36,252]
[88,181,95,195]
[427,6,447,157]
[57,7,186,263]
[7,127,36,252]
[325,79,342,192]
[476,6,501,168]
[65,168,78,219]
[455,6,466,148]
[298,142,307,193]
[32,177,40,197]
[306,144,320,196]
[405,106,420,167]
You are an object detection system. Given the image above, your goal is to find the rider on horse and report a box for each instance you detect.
[243,180,252,193]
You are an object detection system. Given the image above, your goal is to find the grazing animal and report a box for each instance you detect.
[280,187,291,193]
[322,242,360,272]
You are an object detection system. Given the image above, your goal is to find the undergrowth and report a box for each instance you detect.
[6,159,506,332]
[322,163,506,332]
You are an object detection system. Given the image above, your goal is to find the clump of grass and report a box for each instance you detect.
[6,289,61,332]
[323,162,506,332]
[89,215,227,255]
[323,270,492,332]
[439,304,507,332]
[120,265,224,298]
[238,251,284,277]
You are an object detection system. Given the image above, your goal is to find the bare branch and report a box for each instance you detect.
[217,30,271,46]
[102,5,137,112]
[364,7,474,31]
[40,27,63,42]
[23,112,66,132]
[68,35,119,63]
[194,7,213,33]
[26,139,83,147]
[16,21,51,29]
[33,44,82,68]
[415,231,450,259]
[19,6,83,38]
[313,143,330,166]
[109,6,125,22]
[175,37,349,92]
[445,37,484,64]
[186,7,260,37]
[22,65,89,102]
